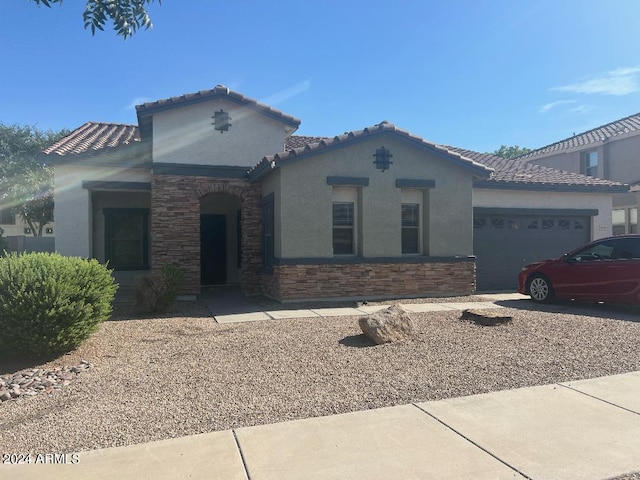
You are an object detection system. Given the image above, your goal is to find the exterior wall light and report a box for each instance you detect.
[212,109,232,133]
[373,146,393,171]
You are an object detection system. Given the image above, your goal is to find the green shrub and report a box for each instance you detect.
[134,264,184,313]
[0,252,118,357]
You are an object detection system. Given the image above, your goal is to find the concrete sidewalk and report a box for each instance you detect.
[6,371,640,479]
[208,292,529,324]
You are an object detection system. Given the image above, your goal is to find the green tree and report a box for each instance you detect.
[0,124,69,237]
[29,0,160,38]
[492,145,532,159]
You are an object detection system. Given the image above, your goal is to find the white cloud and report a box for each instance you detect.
[552,66,640,96]
[125,97,153,110]
[569,104,592,114]
[539,100,576,113]
[260,80,311,106]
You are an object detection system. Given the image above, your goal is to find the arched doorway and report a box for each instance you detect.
[200,194,242,285]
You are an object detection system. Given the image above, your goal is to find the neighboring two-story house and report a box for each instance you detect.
[520,114,640,236]
[0,207,55,253]
[41,85,626,298]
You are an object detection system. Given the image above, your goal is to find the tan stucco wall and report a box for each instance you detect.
[54,164,151,258]
[271,135,475,258]
[603,135,640,207]
[473,189,614,239]
[152,98,288,167]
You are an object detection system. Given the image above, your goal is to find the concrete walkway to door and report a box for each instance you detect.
[200,287,528,324]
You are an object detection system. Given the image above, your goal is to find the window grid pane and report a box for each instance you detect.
[105,209,148,270]
[401,203,419,254]
[333,202,354,255]
[401,204,419,227]
[333,203,354,226]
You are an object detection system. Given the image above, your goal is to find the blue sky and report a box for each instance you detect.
[2,0,640,153]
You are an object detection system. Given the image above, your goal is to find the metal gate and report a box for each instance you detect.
[473,213,590,291]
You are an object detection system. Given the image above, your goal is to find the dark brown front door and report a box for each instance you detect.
[201,214,226,285]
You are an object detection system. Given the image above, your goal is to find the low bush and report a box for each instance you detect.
[134,264,184,313]
[0,252,118,357]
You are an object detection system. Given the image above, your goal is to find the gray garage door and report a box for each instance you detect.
[473,213,591,292]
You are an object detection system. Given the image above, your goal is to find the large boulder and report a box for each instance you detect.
[358,305,415,345]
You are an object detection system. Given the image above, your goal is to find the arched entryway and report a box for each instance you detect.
[150,175,263,296]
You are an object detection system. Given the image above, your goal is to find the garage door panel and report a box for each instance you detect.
[474,214,590,291]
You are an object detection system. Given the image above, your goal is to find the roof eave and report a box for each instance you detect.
[262,128,493,179]
[474,180,630,193]
[136,90,301,140]
[43,142,151,168]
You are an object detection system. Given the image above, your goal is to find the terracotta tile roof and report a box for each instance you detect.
[285,135,328,150]
[446,146,627,192]
[519,112,640,160]
[136,84,301,138]
[251,121,493,179]
[42,122,141,157]
[37,120,630,193]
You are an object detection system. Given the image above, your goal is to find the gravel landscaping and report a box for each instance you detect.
[1,296,640,456]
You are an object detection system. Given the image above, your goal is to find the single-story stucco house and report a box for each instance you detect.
[41,85,627,300]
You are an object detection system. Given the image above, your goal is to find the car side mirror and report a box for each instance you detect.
[564,254,576,264]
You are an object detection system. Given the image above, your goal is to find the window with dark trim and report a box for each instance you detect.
[104,208,149,270]
[333,202,354,255]
[262,195,274,270]
[401,203,420,254]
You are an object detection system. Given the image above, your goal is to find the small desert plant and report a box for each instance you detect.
[134,264,184,313]
[0,252,118,357]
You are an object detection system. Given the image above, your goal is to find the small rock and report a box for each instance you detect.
[0,390,11,401]
[358,305,415,345]
[19,379,35,389]
[461,309,513,326]
[9,388,21,398]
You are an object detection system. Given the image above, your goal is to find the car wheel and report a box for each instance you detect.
[528,275,554,303]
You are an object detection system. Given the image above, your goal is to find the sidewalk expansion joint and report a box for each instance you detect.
[232,429,252,480]
[411,403,533,480]
[558,383,640,417]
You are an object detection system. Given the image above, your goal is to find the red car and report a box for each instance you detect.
[518,235,640,305]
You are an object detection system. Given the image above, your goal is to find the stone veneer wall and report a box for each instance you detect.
[262,260,476,301]
[151,175,262,295]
